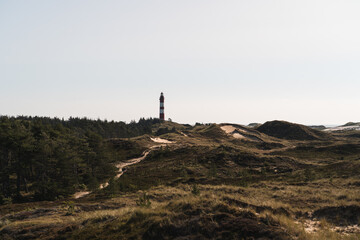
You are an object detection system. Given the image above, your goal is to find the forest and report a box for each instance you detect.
[0,116,160,204]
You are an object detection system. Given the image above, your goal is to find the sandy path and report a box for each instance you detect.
[115,150,151,178]
[73,150,151,199]
[73,191,91,199]
[180,132,188,137]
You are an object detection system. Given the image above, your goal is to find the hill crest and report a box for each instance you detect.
[256,120,330,140]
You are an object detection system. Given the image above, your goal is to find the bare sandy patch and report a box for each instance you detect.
[180,132,188,137]
[99,183,109,189]
[220,125,237,134]
[233,133,245,139]
[235,128,251,134]
[221,125,250,140]
[73,191,91,199]
[150,137,174,144]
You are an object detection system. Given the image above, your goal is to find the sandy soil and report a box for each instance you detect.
[150,137,174,144]
[236,128,251,134]
[221,125,250,140]
[221,125,252,134]
[115,150,151,178]
[73,191,91,199]
[220,125,237,134]
[233,133,245,139]
[301,219,360,235]
[99,183,109,189]
[180,132,188,137]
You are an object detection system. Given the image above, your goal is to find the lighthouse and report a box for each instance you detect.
[159,92,165,121]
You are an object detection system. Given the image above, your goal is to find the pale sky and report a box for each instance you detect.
[1,0,359,125]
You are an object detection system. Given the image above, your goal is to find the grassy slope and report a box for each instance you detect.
[1,122,360,239]
[256,120,331,140]
[1,183,359,239]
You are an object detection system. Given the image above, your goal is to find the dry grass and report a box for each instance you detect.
[1,123,360,239]
[1,183,359,239]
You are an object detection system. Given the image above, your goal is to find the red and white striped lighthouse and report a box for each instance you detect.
[159,92,165,121]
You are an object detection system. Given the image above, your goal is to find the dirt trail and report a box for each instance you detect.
[73,149,151,199]
[115,150,151,178]
[73,191,91,199]
[180,132,188,137]
[73,138,171,199]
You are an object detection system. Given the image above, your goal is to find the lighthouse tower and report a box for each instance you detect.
[159,92,165,121]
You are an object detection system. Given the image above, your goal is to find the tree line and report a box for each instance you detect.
[0,116,160,204]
